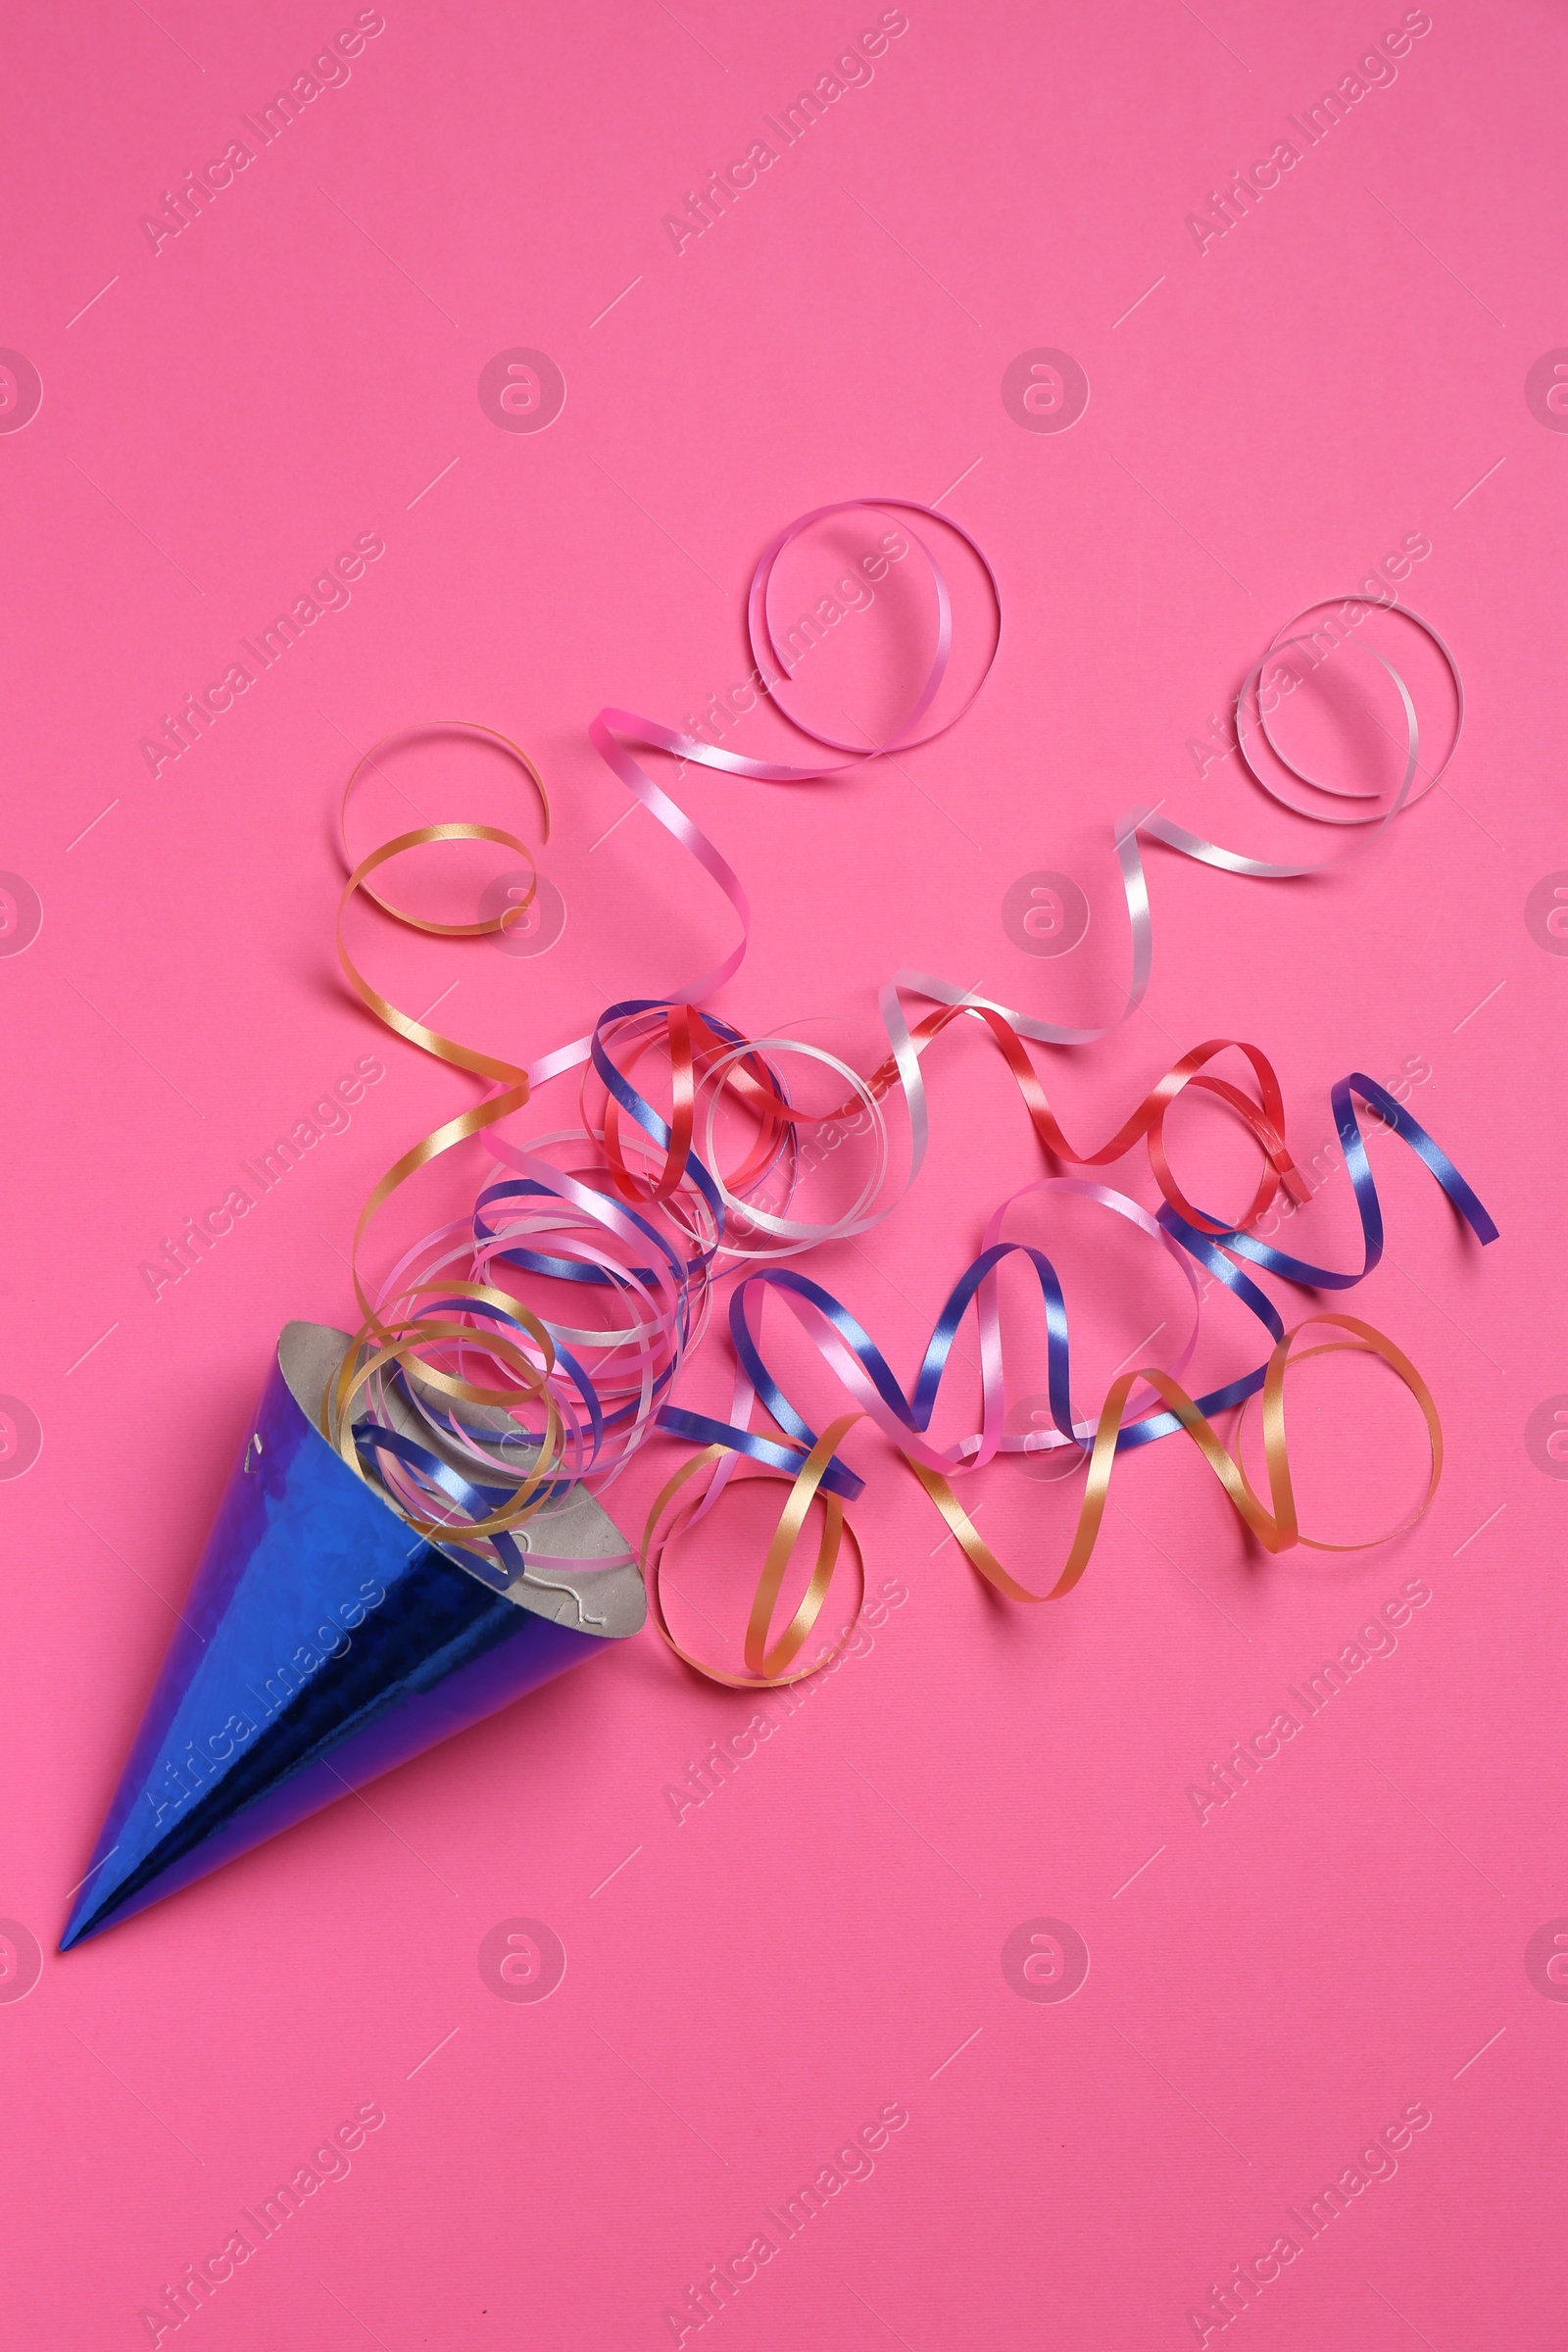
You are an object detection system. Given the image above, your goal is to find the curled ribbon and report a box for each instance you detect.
[643,1309,1444,1683]
[327,512,1494,1674]
[586,507,1463,1061]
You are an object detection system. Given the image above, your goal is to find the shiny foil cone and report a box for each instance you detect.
[61,1323,643,1949]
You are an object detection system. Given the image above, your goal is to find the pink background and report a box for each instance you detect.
[2,0,1565,2343]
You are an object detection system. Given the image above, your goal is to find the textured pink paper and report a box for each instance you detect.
[1,2,1563,2344]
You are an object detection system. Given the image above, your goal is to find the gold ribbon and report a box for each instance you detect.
[327,725,556,1530]
[643,1417,866,1688]
[644,1315,1443,1686]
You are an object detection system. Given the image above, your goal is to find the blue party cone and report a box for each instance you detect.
[61,1323,643,1948]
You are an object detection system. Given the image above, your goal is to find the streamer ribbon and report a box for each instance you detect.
[325,512,1494,1674]
[585,506,1462,1057]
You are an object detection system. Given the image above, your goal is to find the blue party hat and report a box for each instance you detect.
[61,1323,642,1948]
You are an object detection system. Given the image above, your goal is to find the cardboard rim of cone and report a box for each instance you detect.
[60,1322,644,1950]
